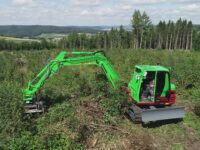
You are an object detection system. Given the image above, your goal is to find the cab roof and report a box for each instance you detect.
[135,65,169,72]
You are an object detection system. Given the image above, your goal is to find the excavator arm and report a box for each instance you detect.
[23,51,120,102]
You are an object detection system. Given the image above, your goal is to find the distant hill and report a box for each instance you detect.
[0,25,106,38]
[0,25,132,38]
[194,25,200,31]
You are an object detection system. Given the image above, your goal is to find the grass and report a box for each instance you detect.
[36,33,68,39]
[171,144,184,150]
[184,112,200,138]
[0,36,39,42]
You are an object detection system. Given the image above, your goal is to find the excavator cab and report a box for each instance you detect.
[129,65,175,106]
[128,65,185,122]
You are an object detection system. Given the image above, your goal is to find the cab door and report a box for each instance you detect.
[156,72,170,98]
[128,68,142,103]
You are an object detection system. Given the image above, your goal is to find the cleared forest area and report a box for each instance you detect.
[0,49,200,150]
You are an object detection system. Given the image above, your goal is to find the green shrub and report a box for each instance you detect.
[100,87,127,116]
[42,133,83,150]
[9,131,41,150]
[0,81,24,136]
[0,81,27,149]
[194,99,200,117]
[36,102,78,132]
[9,131,83,150]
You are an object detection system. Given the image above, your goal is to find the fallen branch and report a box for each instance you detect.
[88,123,130,135]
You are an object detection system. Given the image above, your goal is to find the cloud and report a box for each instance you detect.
[121,0,167,5]
[181,3,200,11]
[12,0,34,6]
[80,7,114,17]
[80,10,90,16]
[120,0,200,6]
[0,0,199,25]
[73,0,104,7]
[121,5,132,10]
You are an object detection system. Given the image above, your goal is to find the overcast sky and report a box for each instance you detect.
[0,0,199,26]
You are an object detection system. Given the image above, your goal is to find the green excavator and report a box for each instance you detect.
[23,51,185,122]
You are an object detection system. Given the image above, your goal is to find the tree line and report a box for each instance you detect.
[0,39,56,51]
[0,10,200,51]
[0,25,101,38]
[131,11,194,50]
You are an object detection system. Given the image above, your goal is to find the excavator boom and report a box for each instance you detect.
[23,51,120,102]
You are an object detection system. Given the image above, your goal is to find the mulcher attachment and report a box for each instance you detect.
[128,104,185,122]
[24,101,45,114]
